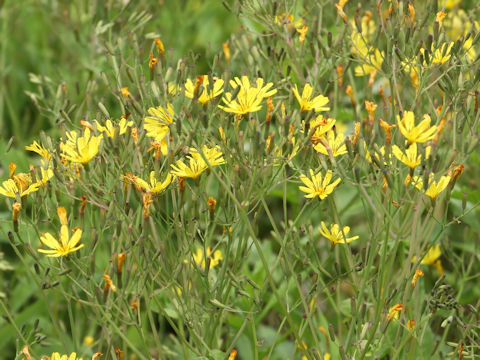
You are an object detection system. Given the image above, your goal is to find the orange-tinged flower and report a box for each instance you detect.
[208,197,217,212]
[104,274,117,292]
[296,25,308,42]
[228,349,237,360]
[379,119,396,144]
[411,268,424,288]
[121,87,130,98]
[149,51,159,69]
[154,38,165,56]
[222,42,230,62]
[387,303,404,321]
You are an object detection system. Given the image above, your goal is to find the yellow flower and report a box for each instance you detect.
[412,244,442,265]
[0,179,39,199]
[37,161,54,186]
[352,34,383,76]
[218,76,277,115]
[95,117,133,139]
[38,207,84,257]
[167,81,179,95]
[364,143,392,166]
[144,104,175,141]
[50,353,80,360]
[154,38,165,56]
[171,145,225,179]
[25,140,52,159]
[104,274,117,292]
[401,56,419,74]
[392,143,425,169]
[420,42,453,65]
[185,75,224,104]
[319,221,359,245]
[60,128,102,165]
[438,0,460,10]
[421,175,451,199]
[147,138,168,158]
[299,169,341,200]
[121,87,130,99]
[296,25,308,43]
[292,84,330,112]
[192,246,223,269]
[354,47,383,76]
[222,42,230,62]
[397,111,437,143]
[387,303,404,321]
[350,11,376,40]
[410,173,451,200]
[84,336,94,347]
[309,115,336,144]
[134,171,172,194]
[411,267,424,288]
[313,130,347,157]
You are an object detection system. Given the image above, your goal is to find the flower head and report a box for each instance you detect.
[352,33,383,77]
[170,145,225,179]
[185,75,224,104]
[392,143,429,169]
[309,115,336,144]
[299,169,341,200]
[313,130,347,157]
[412,174,451,199]
[144,104,175,141]
[387,303,404,321]
[218,76,277,115]
[25,140,52,159]
[292,84,330,112]
[319,221,359,245]
[50,353,79,360]
[420,42,454,65]
[61,128,102,164]
[0,179,39,199]
[397,111,437,143]
[411,268,424,288]
[192,246,223,269]
[418,244,442,265]
[95,117,133,139]
[134,171,172,194]
[38,207,84,257]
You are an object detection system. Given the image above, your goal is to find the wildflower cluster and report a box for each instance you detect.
[3,0,480,359]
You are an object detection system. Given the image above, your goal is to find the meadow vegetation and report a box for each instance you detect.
[1,0,480,359]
